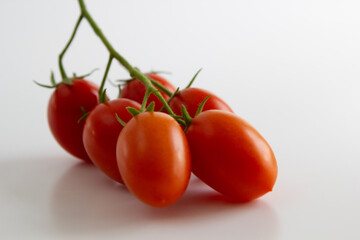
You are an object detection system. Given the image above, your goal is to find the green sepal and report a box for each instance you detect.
[33,80,57,89]
[177,119,186,127]
[78,106,89,123]
[115,78,134,83]
[195,95,211,117]
[115,113,126,127]
[127,107,140,117]
[181,105,193,130]
[73,68,99,79]
[63,68,99,86]
[34,70,60,89]
[50,71,56,86]
[139,88,152,112]
[168,87,180,103]
[173,115,184,120]
[146,102,155,112]
[186,68,202,89]
[172,115,186,127]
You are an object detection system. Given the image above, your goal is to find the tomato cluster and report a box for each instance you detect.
[45,73,277,207]
[41,0,277,207]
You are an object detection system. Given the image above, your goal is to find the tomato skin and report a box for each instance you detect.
[186,110,277,202]
[116,112,191,207]
[121,73,176,111]
[47,79,99,162]
[83,98,141,183]
[169,88,233,117]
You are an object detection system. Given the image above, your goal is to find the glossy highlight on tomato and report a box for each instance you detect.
[47,79,99,162]
[83,98,141,183]
[169,87,232,117]
[121,73,176,111]
[116,112,191,207]
[186,110,277,202]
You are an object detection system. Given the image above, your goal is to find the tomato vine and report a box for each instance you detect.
[37,0,278,206]
[77,0,175,114]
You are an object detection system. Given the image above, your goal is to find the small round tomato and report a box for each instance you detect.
[116,112,191,207]
[186,110,277,202]
[83,98,141,184]
[169,87,233,117]
[48,79,99,162]
[121,73,176,111]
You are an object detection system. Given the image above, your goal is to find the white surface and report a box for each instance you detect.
[1,0,360,239]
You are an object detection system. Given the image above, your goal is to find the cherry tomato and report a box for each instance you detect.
[116,112,191,207]
[48,79,99,162]
[83,98,141,184]
[169,87,233,117]
[186,110,277,202]
[121,73,176,111]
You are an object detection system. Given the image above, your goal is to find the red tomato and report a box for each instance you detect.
[186,110,277,202]
[169,87,233,117]
[116,112,191,207]
[83,98,141,184]
[121,73,176,111]
[47,79,99,162]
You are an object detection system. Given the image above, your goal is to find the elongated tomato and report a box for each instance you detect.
[186,110,277,202]
[48,79,99,162]
[83,98,141,184]
[116,112,191,207]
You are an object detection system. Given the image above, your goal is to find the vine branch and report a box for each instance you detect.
[77,0,177,116]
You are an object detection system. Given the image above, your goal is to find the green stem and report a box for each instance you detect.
[159,87,180,112]
[78,0,176,116]
[99,55,113,102]
[181,105,193,132]
[59,14,83,80]
[140,88,152,112]
[149,78,172,97]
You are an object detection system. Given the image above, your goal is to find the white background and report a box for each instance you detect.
[1,0,360,239]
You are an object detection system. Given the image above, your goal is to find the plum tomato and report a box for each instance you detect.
[116,112,191,207]
[169,87,233,117]
[47,79,99,162]
[121,73,176,111]
[186,110,277,202]
[83,98,141,184]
